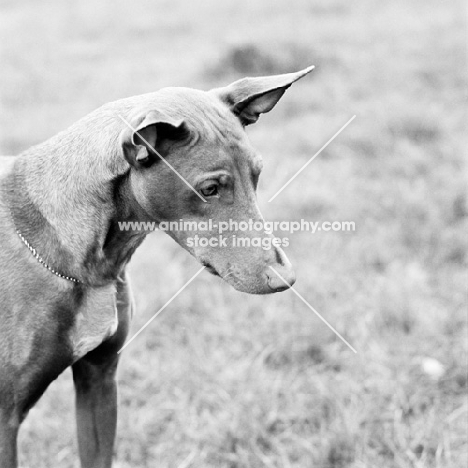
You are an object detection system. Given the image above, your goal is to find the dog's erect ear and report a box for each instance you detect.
[211,66,314,126]
[120,110,186,167]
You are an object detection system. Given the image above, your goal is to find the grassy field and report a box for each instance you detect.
[1,0,467,467]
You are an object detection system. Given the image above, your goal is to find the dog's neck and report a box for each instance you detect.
[8,113,151,286]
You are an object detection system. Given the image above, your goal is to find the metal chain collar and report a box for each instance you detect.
[13,224,82,284]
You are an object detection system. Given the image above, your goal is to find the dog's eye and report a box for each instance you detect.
[200,183,219,197]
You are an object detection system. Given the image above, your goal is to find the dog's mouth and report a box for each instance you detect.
[201,261,220,277]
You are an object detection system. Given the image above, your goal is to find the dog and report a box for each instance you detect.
[0,66,313,467]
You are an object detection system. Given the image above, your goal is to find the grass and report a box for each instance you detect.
[0,0,466,466]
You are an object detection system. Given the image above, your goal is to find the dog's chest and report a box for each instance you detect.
[70,284,119,362]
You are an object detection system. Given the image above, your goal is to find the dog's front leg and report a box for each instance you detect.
[72,355,119,468]
[0,410,19,468]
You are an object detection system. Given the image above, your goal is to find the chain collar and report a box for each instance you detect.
[12,216,82,284]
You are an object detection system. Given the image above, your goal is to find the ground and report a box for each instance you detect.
[0,0,466,467]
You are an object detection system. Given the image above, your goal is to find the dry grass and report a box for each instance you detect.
[0,0,466,467]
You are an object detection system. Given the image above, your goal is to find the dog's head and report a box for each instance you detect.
[119,67,314,294]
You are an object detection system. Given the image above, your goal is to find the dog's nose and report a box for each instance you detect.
[266,265,296,292]
[266,247,296,292]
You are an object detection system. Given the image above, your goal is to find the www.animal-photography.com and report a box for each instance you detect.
[0,1,466,467]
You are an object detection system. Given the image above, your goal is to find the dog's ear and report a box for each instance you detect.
[120,110,186,167]
[211,66,314,126]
